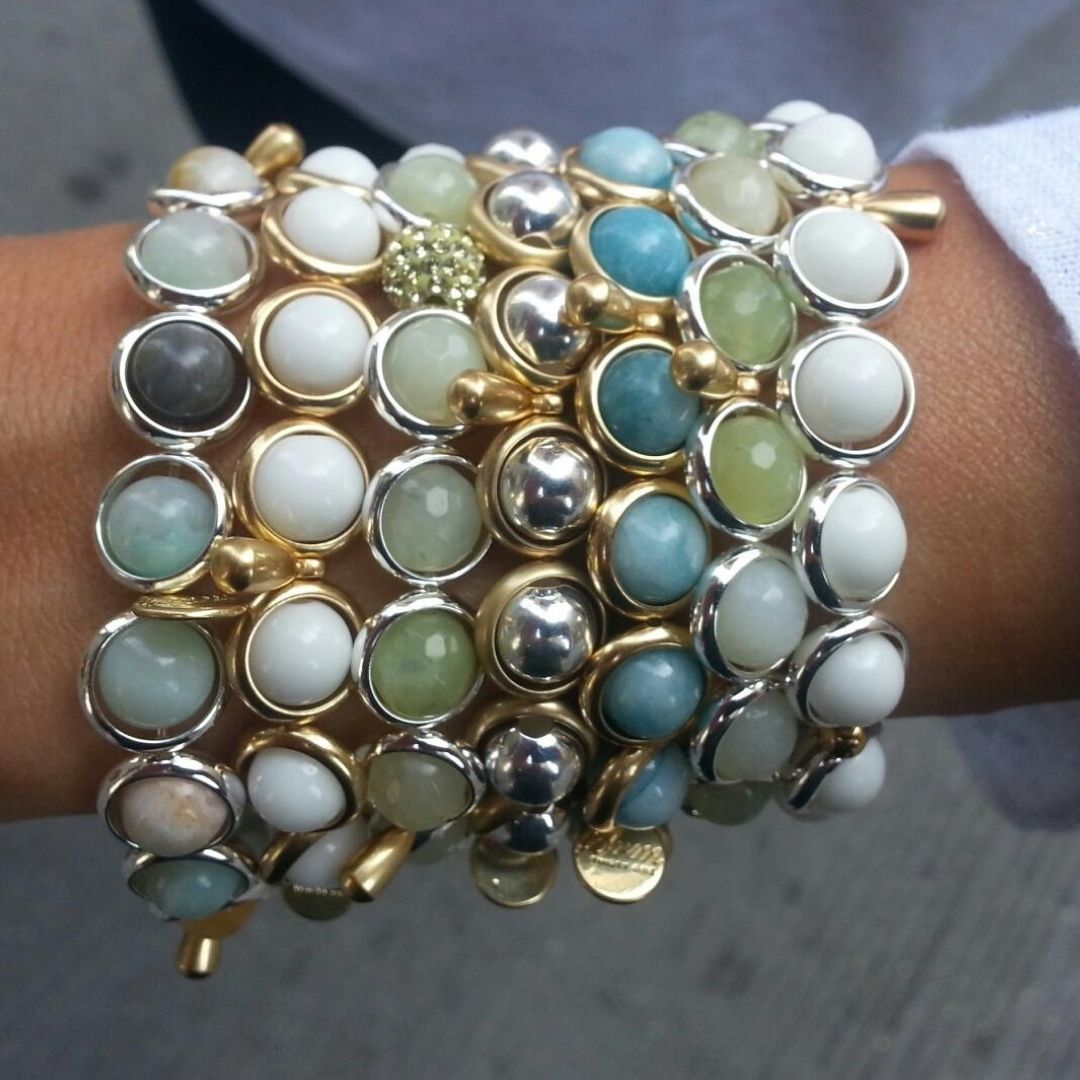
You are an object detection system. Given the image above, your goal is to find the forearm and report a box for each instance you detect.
[1,160,1078,821]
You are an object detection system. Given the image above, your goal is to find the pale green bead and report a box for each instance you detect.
[370,610,477,720]
[674,111,759,157]
[708,414,805,526]
[367,752,473,832]
[380,462,482,574]
[386,154,479,226]
[138,210,249,290]
[688,156,782,236]
[383,315,486,424]
[699,262,794,370]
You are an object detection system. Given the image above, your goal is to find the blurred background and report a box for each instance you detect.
[4,2,1080,1078]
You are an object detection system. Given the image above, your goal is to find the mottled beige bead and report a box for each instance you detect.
[168,146,260,194]
[118,776,229,857]
[367,752,473,832]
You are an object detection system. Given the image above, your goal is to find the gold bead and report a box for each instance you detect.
[339,826,415,902]
[448,370,563,425]
[208,537,324,596]
[175,901,257,979]
[243,124,305,179]
[671,341,761,400]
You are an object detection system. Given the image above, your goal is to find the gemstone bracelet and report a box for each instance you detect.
[80,103,944,977]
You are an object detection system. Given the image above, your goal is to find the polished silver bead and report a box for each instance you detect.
[484,719,584,808]
[489,805,569,853]
[498,435,601,543]
[494,582,599,686]
[503,272,594,371]
[487,170,580,247]
[483,128,561,171]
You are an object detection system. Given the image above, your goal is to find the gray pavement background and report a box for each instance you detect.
[4,3,1080,1079]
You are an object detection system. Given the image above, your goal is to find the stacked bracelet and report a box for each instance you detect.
[79,102,944,977]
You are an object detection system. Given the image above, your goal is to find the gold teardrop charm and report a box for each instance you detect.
[671,340,762,401]
[448,370,563,425]
[208,536,325,596]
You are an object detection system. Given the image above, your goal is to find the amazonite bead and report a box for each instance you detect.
[707,414,805,527]
[130,858,246,920]
[611,495,707,605]
[103,474,215,581]
[138,210,249,290]
[616,744,691,829]
[97,618,217,731]
[601,647,705,742]
[370,610,477,720]
[699,261,794,370]
[688,156,782,236]
[589,206,691,298]
[383,314,486,425]
[386,153,478,226]
[380,462,482,574]
[598,347,701,456]
[674,111,758,157]
[578,126,673,188]
[367,751,474,832]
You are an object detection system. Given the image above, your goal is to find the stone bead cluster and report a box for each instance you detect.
[82,104,940,976]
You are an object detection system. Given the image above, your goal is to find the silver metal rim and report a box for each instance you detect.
[783,728,881,814]
[365,306,476,442]
[362,445,490,586]
[147,181,271,218]
[772,205,909,324]
[684,399,807,540]
[94,452,231,592]
[97,751,245,852]
[690,544,803,680]
[661,138,707,164]
[777,324,916,466]
[352,590,483,728]
[676,248,798,374]
[791,473,904,614]
[124,210,263,313]
[110,311,251,451]
[80,610,227,752]
[786,613,909,726]
[372,163,432,231]
[765,128,887,201]
[688,678,779,783]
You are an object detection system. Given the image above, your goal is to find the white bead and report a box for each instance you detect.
[265,293,370,396]
[821,485,907,601]
[814,737,886,812]
[806,632,905,726]
[117,775,229,857]
[713,556,808,671]
[779,112,879,182]
[713,690,799,782]
[401,143,465,164]
[792,208,897,304]
[247,747,346,833]
[797,334,905,443]
[249,600,353,708]
[252,433,365,543]
[285,817,369,889]
[765,100,826,126]
[282,187,381,264]
[301,146,378,188]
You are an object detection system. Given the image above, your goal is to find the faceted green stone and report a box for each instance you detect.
[370,610,477,720]
[708,414,805,526]
[386,154,479,226]
[380,462,482,574]
[688,156,782,236]
[367,751,473,832]
[383,314,486,424]
[673,111,759,157]
[699,262,794,370]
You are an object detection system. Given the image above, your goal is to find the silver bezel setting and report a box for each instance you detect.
[772,205,909,324]
[777,325,915,466]
[110,311,252,451]
[684,398,807,540]
[362,445,490,586]
[124,210,263,313]
[783,729,881,814]
[372,163,433,232]
[79,610,227,752]
[352,590,483,728]
[765,128,887,201]
[94,453,231,592]
[148,180,272,219]
[689,678,781,784]
[690,544,804,680]
[677,248,798,374]
[97,751,245,853]
[791,473,905,614]
[787,614,909,727]
[365,306,480,442]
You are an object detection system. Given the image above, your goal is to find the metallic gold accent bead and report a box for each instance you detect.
[448,369,563,426]
[470,835,558,908]
[572,824,670,903]
[339,826,416,902]
[381,222,486,312]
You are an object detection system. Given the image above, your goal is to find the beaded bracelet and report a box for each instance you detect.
[80,102,944,977]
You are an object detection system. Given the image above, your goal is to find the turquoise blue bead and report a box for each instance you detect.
[578,126,674,189]
[589,206,691,298]
[616,744,692,828]
[130,858,246,920]
[97,618,217,730]
[612,495,708,605]
[103,474,215,581]
[597,347,701,456]
[601,646,706,741]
